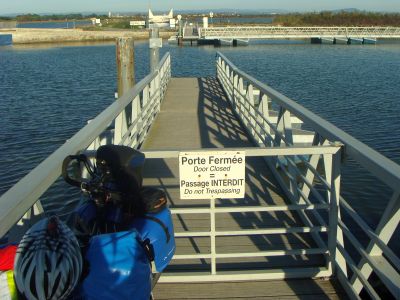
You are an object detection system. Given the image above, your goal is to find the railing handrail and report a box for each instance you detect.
[142,145,340,158]
[216,52,400,298]
[0,52,171,238]
[216,51,400,190]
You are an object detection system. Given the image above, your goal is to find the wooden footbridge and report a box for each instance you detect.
[1,48,399,299]
[199,26,400,40]
[174,25,400,45]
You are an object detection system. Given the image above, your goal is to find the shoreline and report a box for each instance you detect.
[0,28,175,44]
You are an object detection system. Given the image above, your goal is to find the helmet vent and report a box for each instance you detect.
[29,266,38,298]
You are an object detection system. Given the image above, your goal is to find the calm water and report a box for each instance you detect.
[0,40,399,230]
[17,20,92,28]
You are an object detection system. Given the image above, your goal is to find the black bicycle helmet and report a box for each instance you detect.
[14,216,82,300]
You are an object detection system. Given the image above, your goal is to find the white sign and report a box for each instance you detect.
[179,151,246,199]
[149,38,163,48]
[95,19,101,24]
[130,21,146,26]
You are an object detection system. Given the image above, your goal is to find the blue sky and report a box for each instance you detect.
[1,0,399,14]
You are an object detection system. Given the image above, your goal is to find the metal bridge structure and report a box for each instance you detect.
[1,51,399,299]
[199,26,400,40]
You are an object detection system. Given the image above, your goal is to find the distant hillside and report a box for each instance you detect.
[9,13,107,22]
[273,11,400,26]
[173,9,289,15]
[331,8,360,13]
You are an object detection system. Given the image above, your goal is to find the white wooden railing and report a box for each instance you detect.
[0,53,171,239]
[216,51,400,299]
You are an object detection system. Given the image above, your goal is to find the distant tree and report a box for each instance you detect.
[273,12,400,26]
[16,14,42,22]
[15,13,107,22]
[0,16,13,21]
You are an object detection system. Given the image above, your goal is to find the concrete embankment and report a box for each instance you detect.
[1,28,175,44]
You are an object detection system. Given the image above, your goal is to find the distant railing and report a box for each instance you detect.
[201,26,400,39]
[182,23,201,39]
[216,51,400,299]
[0,52,171,239]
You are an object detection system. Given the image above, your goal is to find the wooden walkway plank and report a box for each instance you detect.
[153,279,346,299]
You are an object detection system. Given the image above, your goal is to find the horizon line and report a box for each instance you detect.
[2,8,400,16]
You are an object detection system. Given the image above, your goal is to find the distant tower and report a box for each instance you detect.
[108,11,112,18]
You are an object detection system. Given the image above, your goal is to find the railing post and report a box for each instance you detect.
[210,198,217,275]
[246,84,256,136]
[221,60,226,83]
[156,71,161,112]
[115,37,135,145]
[326,146,344,276]
[159,62,165,102]
[237,77,244,118]
[259,95,271,145]
[130,95,141,148]
[300,135,326,203]
[137,84,149,146]
[243,84,253,130]
[225,65,230,90]
[275,108,293,147]
[232,74,238,111]
[216,56,222,80]
[229,69,234,102]
[351,190,400,294]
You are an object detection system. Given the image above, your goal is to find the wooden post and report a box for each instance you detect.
[178,18,183,46]
[114,37,134,145]
[116,37,135,97]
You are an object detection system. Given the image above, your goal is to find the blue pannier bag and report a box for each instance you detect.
[129,207,175,273]
[81,230,152,300]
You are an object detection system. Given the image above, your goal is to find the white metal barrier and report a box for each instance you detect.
[143,146,341,283]
[216,52,400,299]
[0,52,171,239]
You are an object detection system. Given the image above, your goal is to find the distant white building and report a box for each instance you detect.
[147,9,174,28]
